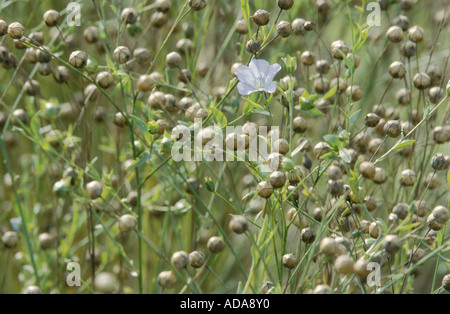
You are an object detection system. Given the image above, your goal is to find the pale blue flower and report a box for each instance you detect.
[235,59,282,96]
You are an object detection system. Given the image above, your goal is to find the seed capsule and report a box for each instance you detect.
[83,26,99,43]
[401,41,417,58]
[171,251,189,270]
[334,255,354,275]
[96,71,114,89]
[39,233,54,250]
[432,206,449,224]
[189,251,206,268]
[301,228,316,244]
[86,181,103,199]
[121,8,138,24]
[155,0,171,13]
[23,286,42,294]
[43,10,60,27]
[269,171,286,189]
[320,237,336,256]
[331,40,350,60]
[393,203,409,220]
[118,214,137,233]
[189,0,206,11]
[207,236,225,253]
[384,120,401,138]
[69,50,88,68]
[424,172,439,190]
[427,214,443,231]
[364,113,381,128]
[292,18,306,35]
[229,216,249,234]
[257,181,274,199]
[8,22,25,39]
[313,142,331,159]
[166,51,182,68]
[246,39,261,54]
[413,73,431,90]
[386,26,403,43]
[158,271,176,289]
[431,153,448,171]
[235,19,248,35]
[134,48,151,64]
[2,231,19,248]
[277,0,294,10]
[359,161,376,179]
[408,25,424,42]
[282,253,298,269]
[0,20,7,36]
[389,61,406,79]
[394,15,410,31]
[252,9,270,26]
[369,222,380,238]
[277,21,293,38]
[442,274,450,292]
[383,235,401,254]
[113,46,131,64]
[53,66,71,84]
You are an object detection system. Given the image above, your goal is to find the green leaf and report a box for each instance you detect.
[210,108,227,126]
[447,169,450,190]
[301,108,323,117]
[394,140,416,150]
[349,109,361,123]
[130,115,148,134]
[242,97,264,110]
[253,109,271,116]
[324,134,340,149]
[127,152,152,170]
[241,0,252,37]
[323,86,337,100]
[339,148,352,163]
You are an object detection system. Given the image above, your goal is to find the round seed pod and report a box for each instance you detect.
[303,21,315,31]
[166,51,182,68]
[427,64,443,85]
[369,222,380,238]
[24,80,40,96]
[400,0,414,10]
[155,0,171,12]
[277,0,294,10]
[52,66,70,84]
[246,39,261,54]
[273,139,290,155]
[442,274,450,292]
[113,46,131,64]
[396,88,412,106]
[313,142,331,159]
[316,0,331,15]
[327,180,344,196]
[257,181,274,198]
[384,120,401,138]
[327,165,343,181]
[158,270,176,289]
[383,235,401,254]
[12,109,28,125]
[345,53,360,69]
[427,214,443,231]
[432,126,449,144]
[137,75,154,92]
[277,21,293,38]
[43,10,60,27]
[36,46,52,63]
[359,161,376,179]
[282,253,298,269]
[393,203,409,220]
[269,171,286,189]
[364,196,377,212]
[266,152,283,171]
[287,208,301,228]
[301,228,316,244]
[400,41,417,58]
[292,18,306,35]
[314,284,332,294]
[300,51,315,66]
[69,50,88,68]
[207,236,225,254]
[189,0,206,11]
[386,26,403,43]
[252,9,270,26]
[261,281,274,294]
[429,87,445,105]
[414,200,430,217]
[364,113,381,128]
[121,8,138,24]
[86,181,103,199]
[171,251,189,270]
[346,85,363,101]
[413,72,431,90]
[331,40,350,60]
[83,26,99,43]
[126,191,138,206]
[184,178,200,193]
[7,22,25,39]
[134,48,151,64]
[424,172,439,190]
[394,15,410,31]
[150,11,168,27]
[315,59,330,75]
[320,237,336,256]
[400,169,416,186]
[229,216,249,234]
[314,78,330,94]
[0,20,7,36]
[235,19,248,35]
[293,116,307,133]
[189,251,206,268]
[39,233,54,250]
[2,231,19,248]
[118,214,137,233]
[408,25,424,42]
[95,273,119,294]
[432,206,449,224]
[354,258,371,279]
[377,0,389,10]
[96,71,114,89]
[178,68,192,84]
[389,61,406,79]
[312,207,323,222]
[334,255,354,275]
[431,153,448,171]
[148,91,166,110]
[24,48,38,64]
[23,286,42,294]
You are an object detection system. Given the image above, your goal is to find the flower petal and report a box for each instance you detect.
[265,81,277,94]
[234,65,255,85]
[263,63,282,83]
[249,59,270,78]
[237,81,258,96]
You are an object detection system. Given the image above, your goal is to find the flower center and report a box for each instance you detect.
[253,76,266,89]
